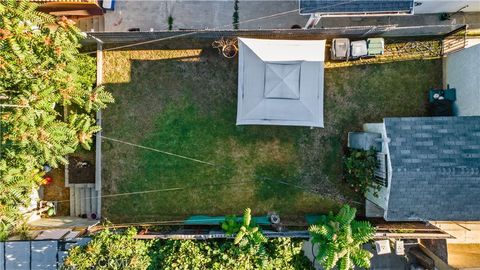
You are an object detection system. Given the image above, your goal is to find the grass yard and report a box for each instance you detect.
[101,39,442,224]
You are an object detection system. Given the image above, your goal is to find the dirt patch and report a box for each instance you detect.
[68,156,95,184]
[42,167,70,216]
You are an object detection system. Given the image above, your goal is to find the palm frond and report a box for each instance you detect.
[309,205,374,270]
[243,208,251,227]
[350,248,372,268]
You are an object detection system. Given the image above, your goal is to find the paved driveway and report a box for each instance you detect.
[103,0,307,31]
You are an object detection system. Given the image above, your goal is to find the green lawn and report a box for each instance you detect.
[101,39,442,224]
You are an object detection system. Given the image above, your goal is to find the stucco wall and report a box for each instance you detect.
[446,43,480,116]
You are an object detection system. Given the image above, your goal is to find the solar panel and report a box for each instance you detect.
[299,0,414,15]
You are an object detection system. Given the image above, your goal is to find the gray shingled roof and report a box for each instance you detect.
[299,0,414,15]
[384,116,480,221]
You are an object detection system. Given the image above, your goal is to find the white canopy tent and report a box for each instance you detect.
[236,38,326,127]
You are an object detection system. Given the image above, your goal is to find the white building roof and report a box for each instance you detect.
[236,38,326,127]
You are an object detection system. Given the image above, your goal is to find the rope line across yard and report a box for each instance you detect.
[101,135,217,166]
[57,133,361,204]
[55,180,257,204]
[55,178,360,205]
[61,136,361,208]
[56,177,348,204]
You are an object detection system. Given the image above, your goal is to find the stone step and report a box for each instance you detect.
[80,187,86,216]
[70,184,99,218]
[69,187,75,216]
[91,188,98,217]
[74,186,81,217]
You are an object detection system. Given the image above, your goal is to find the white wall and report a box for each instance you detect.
[415,0,480,14]
[446,43,480,116]
[363,123,391,211]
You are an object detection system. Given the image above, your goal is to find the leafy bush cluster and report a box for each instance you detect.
[0,0,113,238]
[150,238,312,270]
[343,149,381,197]
[63,228,152,270]
[64,229,313,270]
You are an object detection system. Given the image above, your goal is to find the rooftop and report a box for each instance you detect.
[385,116,480,221]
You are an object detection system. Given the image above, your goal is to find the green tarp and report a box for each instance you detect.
[184,215,271,225]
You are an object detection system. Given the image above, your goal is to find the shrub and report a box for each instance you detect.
[233,0,239,29]
[222,208,267,249]
[150,239,212,269]
[344,149,381,197]
[63,228,152,270]
[149,238,313,270]
[168,15,174,31]
[309,205,374,270]
[64,227,313,270]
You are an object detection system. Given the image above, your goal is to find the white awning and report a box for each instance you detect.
[237,38,325,127]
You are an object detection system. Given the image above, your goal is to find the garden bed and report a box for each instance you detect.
[100,38,442,224]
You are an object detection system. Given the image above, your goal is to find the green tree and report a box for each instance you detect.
[0,0,113,239]
[63,228,151,270]
[309,205,374,270]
